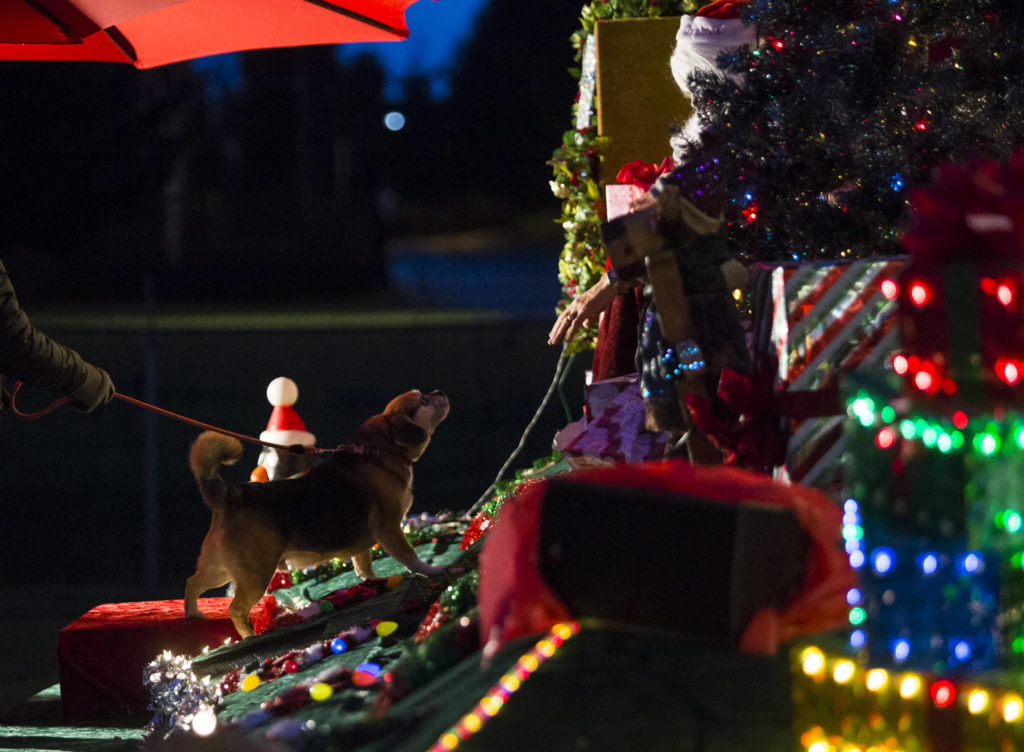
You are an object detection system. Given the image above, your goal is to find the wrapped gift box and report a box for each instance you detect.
[595,17,691,180]
[751,258,906,486]
[554,374,667,466]
[58,596,275,719]
[605,183,646,221]
[842,377,1024,673]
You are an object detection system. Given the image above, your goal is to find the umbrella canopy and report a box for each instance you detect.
[0,0,417,69]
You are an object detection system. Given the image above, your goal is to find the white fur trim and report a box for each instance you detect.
[260,428,316,446]
[670,15,757,96]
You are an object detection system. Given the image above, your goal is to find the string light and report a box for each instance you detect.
[1002,694,1024,722]
[793,645,1024,751]
[427,622,580,752]
[930,680,955,708]
[909,281,931,306]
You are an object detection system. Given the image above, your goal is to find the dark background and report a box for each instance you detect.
[0,0,594,711]
[0,0,583,307]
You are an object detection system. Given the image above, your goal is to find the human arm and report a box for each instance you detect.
[0,260,114,412]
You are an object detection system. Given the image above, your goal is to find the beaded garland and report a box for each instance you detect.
[658,339,707,380]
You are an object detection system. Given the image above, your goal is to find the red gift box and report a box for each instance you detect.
[57,596,275,719]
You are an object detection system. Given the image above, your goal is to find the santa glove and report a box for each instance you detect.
[70,363,116,413]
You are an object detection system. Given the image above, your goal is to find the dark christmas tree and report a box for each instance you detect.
[688,0,1024,263]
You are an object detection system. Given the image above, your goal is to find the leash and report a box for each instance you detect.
[8,380,314,456]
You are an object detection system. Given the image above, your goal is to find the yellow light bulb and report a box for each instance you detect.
[833,660,857,684]
[967,689,989,715]
[801,646,826,677]
[899,674,922,699]
[865,669,889,692]
[1003,694,1023,722]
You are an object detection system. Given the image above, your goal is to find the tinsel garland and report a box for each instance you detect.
[549,0,700,352]
[414,570,480,644]
[145,651,220,739]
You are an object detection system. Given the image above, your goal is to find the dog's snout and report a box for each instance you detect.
[429,389,446,398]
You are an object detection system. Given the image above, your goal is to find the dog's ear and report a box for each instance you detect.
[388,413,429,447]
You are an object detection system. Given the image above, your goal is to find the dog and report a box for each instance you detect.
[185,388,450,638]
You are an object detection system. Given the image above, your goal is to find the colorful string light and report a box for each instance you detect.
[794,644,1024,750]
[427,622,581,752]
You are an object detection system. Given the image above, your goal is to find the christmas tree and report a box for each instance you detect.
[690,0,1024,263]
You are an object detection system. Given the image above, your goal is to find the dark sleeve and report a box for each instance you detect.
[0,260,91,396]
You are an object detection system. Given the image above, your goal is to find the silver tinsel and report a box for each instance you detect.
[144,650,221,740]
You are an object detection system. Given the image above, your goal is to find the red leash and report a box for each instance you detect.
[8,380,312,455]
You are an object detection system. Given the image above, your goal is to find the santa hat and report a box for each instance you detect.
[260,376,316,447]
[670,0,757,98]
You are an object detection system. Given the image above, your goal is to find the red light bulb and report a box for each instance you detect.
[909,282,931,306]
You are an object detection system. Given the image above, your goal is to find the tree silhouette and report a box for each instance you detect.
[439,0,583,215]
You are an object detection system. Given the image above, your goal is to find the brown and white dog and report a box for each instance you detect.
[185,389,450,637]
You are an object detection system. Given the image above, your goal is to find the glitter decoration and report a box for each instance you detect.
[143,651,220,740]
[574,35,597,133]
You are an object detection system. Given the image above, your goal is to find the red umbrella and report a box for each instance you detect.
[0,0,418,69]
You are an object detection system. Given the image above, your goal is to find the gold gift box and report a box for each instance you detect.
[595,17,693,181]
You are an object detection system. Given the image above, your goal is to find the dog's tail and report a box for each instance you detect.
[189,431,244,510]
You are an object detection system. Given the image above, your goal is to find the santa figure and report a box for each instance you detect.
[250,376,317,482]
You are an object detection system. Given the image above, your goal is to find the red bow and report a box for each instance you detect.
[615,157,675,192]
[686,365,843,475]
[685,368,787,475]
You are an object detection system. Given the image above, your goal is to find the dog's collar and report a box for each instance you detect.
[332,442,411,465]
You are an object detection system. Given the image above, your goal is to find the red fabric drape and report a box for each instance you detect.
[479,461,853,658]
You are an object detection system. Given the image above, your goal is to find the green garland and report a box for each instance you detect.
[549,0,700,353]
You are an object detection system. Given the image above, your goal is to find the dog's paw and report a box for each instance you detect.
[185,611,208,620]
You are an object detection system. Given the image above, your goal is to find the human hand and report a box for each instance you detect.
[70,363,115,413]
[548,274,617,345]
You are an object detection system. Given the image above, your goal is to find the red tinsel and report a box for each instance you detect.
[460,511,493,550]
[323,582,381,609]
[413,600,446,644]
[268,571,293,592]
